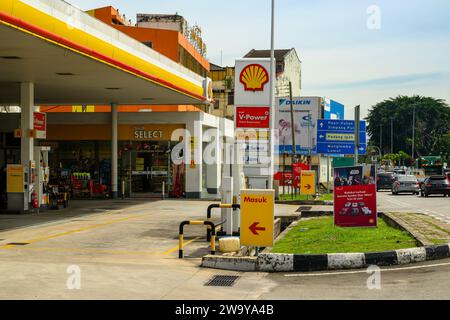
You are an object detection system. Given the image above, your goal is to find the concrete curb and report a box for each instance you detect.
[201,243,450,272]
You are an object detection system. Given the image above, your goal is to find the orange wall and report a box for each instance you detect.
[90,6,209,71]
[115,25,180,63]
[42,7,209,114]
[47,124,185,141]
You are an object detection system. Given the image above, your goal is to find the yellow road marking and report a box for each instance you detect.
[164,236,203,255]
[0,202,207,255]
[1,245,163,256]
[0,214,145,248]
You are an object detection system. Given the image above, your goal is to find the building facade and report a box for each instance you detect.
[244,48,302,98]
[209,49,302,121]
[209,63,235,119]
[0,112,234,202]
[41,6,211,113]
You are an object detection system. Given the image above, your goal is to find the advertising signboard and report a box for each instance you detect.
[324,98,345,120]
[332,157,355,168]
[6,165,24,193]
[275,97,320,155]
[334,165,377,227]
[300,170,316,195]
[235,58,273,187]
[236,106,270,128]
[235,59,272,106]
[33,112,46,139]
[240,189,275,247]
[274,162,310,187]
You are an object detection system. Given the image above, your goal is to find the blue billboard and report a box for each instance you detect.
[324,98,345,120]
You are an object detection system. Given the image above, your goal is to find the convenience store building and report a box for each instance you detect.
[0,111,233,200]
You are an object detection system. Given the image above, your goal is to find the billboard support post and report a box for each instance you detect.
[327,155,330,194]
[354,105,360,166]
[289,81,296,197]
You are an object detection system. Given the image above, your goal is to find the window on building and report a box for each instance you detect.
[214,100,220,110]
[143,41,153,49]
[276,62,284,74]
[227,93,234,106]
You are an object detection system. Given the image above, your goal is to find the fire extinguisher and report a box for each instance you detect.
[31,191,39,209]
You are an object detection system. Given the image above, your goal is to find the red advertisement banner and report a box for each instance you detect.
[274,163,310,187]
[33,112,46,132]
[236,106,270,128]
[334,184,377,227]
[333,165,377,227]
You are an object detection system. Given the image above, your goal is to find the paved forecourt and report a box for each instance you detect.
[0,200,274,299]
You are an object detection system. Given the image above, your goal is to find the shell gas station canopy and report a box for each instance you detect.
[0,0,209,106]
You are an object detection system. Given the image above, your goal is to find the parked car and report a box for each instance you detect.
[376,172,395,191]
[392,175,420,195]
[420,176,450,197]
[446,172,450,184]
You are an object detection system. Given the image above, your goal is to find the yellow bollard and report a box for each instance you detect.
[210,235,216,255]
[178,234,184,259]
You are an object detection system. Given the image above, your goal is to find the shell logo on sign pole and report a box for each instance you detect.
[239,64,269,92]
[234,58,273,191]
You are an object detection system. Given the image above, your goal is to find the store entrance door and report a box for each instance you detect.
[131,151,153,195]
[126,144,170,198]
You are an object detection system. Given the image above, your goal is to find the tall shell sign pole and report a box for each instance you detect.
[234,58,273,190]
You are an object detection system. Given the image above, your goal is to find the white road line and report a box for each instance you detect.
[285,262,450,277]
[379,194,446,217]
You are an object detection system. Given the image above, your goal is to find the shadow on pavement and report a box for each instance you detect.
[0,199,153,233]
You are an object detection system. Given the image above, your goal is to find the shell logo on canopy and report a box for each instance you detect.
[239,64,269,92]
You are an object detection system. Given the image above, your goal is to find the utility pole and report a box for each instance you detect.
[379,124,383,155]
[412,105,416,160]
[268,0,275,190]
[354,105,360,166]
[391,118,394,154]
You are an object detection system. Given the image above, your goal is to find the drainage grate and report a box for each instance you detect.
[6,243,30,246]
[296,206,312,212]
[204,275,240,287]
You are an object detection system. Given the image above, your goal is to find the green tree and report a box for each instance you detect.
[366,96,450,158]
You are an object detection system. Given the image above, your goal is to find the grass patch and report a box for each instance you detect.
[278,193,333,201]
[271,216,417,254]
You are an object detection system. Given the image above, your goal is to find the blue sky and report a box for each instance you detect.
[68,0,450,118]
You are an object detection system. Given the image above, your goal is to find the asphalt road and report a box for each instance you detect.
[261,258,450,300]
[261,191,450,300]
[377,191,450,224]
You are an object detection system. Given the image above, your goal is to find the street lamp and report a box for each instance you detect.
[390,118,394,154]
[379,124,383,155]
[268,0,275,190]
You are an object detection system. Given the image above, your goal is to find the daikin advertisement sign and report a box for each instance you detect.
[275,97,320,155]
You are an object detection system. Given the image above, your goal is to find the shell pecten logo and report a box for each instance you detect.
[240,64,269,92]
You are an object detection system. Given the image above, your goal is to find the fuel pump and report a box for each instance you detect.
[34,146,51,208]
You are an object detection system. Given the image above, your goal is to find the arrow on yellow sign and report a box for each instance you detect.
[249,222,266,235]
